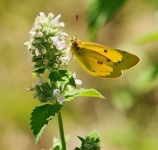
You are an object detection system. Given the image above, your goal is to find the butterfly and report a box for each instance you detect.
[70,38,140,78]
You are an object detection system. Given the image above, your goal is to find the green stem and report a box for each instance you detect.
[58,111,66,150]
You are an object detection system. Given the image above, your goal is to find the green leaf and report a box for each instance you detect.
[49,70,65,82]
[49,70,76,88]
[30,104,63,142]
[65,88,105,101]
[87,0,126,40]
[67,75,76,88]
[33,67,46,74]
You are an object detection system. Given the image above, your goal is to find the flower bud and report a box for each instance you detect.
[53,89,60,97]
[48,13,54,19]
[57,96,65,104]
[36,31,43,37]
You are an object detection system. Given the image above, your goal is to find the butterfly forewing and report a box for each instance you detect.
[78,41,140,70]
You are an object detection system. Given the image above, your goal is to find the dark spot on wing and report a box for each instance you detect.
[97,61,103,65]
[115,60,123,66]
[104,49,108,53]
[92,70,95,72]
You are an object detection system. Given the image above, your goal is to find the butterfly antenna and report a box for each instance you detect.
[75,14,78,40]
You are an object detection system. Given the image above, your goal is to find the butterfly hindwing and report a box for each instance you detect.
[71,45,122,78]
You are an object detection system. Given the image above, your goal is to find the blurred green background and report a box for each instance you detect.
[0,0,158,149]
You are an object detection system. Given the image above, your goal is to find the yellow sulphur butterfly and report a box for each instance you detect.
[70,38,140,78]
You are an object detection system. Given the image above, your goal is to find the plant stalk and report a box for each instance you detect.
[58,111,66,150]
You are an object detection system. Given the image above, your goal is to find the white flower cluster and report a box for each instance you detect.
[24,12,70,68]
[24,12,67,49]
